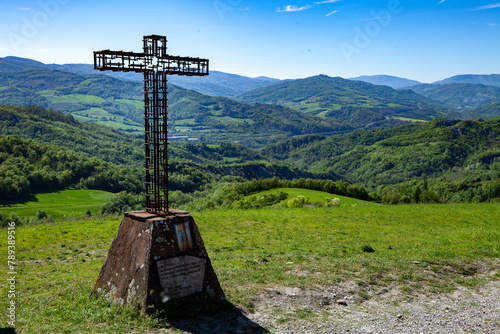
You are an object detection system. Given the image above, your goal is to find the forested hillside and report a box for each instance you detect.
[408,83,500,114]
[0,56,281,98]
[237,75,454,125]
[0,63,351,147]
[261,118,500,187]
[0,106,345,202]
[0,135,142,201]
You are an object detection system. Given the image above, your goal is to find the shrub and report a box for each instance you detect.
[280,195,310,208]
[318,197,341,207]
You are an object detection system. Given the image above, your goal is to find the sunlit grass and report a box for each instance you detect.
[0,189,114,220]
[0,202,498,332]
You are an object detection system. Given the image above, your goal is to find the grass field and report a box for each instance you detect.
[0,189,114,220]
[392,116,428,123]
[0,202,498,333]
[250,188,371,205]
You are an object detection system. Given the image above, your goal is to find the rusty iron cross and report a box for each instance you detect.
[94,35,209,214]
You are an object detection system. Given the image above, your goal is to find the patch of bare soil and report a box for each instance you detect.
[145,266,499,334]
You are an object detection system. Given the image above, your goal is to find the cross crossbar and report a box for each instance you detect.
[93,35,209,215]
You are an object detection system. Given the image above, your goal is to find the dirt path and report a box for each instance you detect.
[152,278,499,334]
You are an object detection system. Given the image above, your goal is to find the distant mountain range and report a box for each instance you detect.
[0,56,280,98]
[349,75,421,89]
[432,74,500,87]
[348,74,500,89]
[349,73,500,115]
[1,56,499,137]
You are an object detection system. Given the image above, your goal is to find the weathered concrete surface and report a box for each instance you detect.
[92,210,224,313]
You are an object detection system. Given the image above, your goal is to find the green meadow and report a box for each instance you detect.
[249,187,369,205]
[0,189,114,220]
[1,202,499,333]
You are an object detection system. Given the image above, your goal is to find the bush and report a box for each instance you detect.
[280,195,310,208]
[318,197,341,207]
[233,191,288,209]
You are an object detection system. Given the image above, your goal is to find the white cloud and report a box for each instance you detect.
[489,22,498,26]
[315,0,341,4]
[277,4,313,12]
[326,10,339,16]
[34,49,49,53]
[17,7,33,11]
[473,2,500,10]
[437,0,446,5]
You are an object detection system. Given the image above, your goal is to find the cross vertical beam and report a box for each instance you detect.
[94,35,209,215]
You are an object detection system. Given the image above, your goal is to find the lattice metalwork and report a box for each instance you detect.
[94,35,209,214]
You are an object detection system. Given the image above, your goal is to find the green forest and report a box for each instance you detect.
[1,104,499,222]
[1,57,500,223]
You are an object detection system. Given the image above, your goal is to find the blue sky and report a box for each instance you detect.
[0,0,499,82]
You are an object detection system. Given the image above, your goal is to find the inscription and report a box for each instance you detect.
[157,256,206,300]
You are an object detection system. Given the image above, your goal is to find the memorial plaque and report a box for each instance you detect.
[157,255,206,300]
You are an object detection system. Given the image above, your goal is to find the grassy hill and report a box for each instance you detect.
[237,75,454,125]
[1,203,498,332]
[0,189,114,220]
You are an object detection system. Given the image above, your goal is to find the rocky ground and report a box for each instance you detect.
[150,277,499,334]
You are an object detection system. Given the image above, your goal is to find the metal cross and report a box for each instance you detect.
[94,35,209,214]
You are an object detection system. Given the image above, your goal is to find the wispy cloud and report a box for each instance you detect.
[489,22,498,26]
[326,10,339,16]
[277,4,313,12]
[437,0,446,5]
[473,2,500,10]
[17,7,33,11]
[315,0,341,4]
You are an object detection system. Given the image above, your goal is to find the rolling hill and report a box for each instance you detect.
[0,56,281,98]
[407,83,500,114]
[260,118,500,187]
[237,75,455,125]
[0,62,350,147]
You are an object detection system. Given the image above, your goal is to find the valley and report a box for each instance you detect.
[0,57,499,334]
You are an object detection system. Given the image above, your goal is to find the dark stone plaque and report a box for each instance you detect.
[157,256,206,300]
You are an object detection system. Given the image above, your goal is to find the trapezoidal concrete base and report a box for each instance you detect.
[92,210,225,314]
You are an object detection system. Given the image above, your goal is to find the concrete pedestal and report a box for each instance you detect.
[92,210,225,313]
